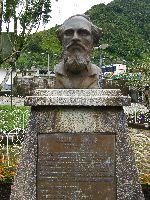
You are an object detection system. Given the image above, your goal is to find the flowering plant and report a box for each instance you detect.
[140,173,150,185]
[0,159,17,184]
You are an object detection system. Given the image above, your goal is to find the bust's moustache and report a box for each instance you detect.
[66,41,86,51]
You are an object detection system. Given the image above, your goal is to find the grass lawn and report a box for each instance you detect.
[0,105,31,133]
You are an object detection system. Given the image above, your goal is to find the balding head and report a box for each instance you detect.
[57,14,102,47]
[55,14,102,75]
[54,14,102,88]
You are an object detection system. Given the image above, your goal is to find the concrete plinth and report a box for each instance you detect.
[10,89,144,200]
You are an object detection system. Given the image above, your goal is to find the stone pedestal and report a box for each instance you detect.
[10,89,144,200]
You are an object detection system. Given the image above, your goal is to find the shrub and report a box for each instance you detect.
[0,105,30,133]
[0,158,17,184]
[140,173,150,185]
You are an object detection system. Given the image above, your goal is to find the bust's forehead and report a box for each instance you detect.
[63,16,91,31]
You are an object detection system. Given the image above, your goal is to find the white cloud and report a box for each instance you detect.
[39,0,112,31]
[2,0,112,33]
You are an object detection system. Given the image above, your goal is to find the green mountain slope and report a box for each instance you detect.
[16,0,149,69]
[86,0,149,64]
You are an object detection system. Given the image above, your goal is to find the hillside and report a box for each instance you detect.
[86,0,150,65]
[16,0,149,70]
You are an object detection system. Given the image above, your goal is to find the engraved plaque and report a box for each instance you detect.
[37,133,116,199]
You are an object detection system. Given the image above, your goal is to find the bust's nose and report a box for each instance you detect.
[72,31,80,42]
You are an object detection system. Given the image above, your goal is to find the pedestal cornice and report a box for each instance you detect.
[25,89,131,107]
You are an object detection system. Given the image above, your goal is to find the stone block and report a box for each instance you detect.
[10,89,144,200]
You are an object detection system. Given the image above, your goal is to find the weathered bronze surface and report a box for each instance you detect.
[37,133,116,199]
[54,14,102,89]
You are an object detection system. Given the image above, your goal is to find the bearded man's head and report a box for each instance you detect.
[57,14,102,74]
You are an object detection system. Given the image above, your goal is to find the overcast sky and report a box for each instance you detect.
[2,0,112,32]
[44,0,112,29]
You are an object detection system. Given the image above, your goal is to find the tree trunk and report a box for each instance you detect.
[0,68,12,90]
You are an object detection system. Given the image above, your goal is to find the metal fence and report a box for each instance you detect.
[0,128,25,166]
[0,108,30,166]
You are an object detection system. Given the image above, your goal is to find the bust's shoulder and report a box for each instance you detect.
[54,61,64,75]
[89,63,101,75]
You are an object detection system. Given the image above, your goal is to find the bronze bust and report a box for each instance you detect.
[54,14,102,89]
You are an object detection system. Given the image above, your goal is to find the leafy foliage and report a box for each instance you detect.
[0,105,30,133]
[1,0,149,88]
[86,0,150,65]
[0,0,53,65]
[17,0,149,71]
[19,27,61,69]
[140,173,150,185]
[0,157,17,183]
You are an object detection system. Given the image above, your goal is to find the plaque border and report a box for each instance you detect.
[36,132,117,200]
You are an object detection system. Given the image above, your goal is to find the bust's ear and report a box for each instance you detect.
[92,25,103,46]
[56,26,63,45]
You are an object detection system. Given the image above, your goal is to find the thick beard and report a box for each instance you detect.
[64,51,90,74]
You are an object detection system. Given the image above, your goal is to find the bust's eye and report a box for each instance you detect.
[78,29,90,36]
[64,29,74,36]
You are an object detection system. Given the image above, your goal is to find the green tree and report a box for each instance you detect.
[127,57,150,90]
[0,0,53,64]
[85,0,149,89]
[18,26,61,70]
[86,0,150,65]
[0,0,58,90]
[14,0,149,80]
